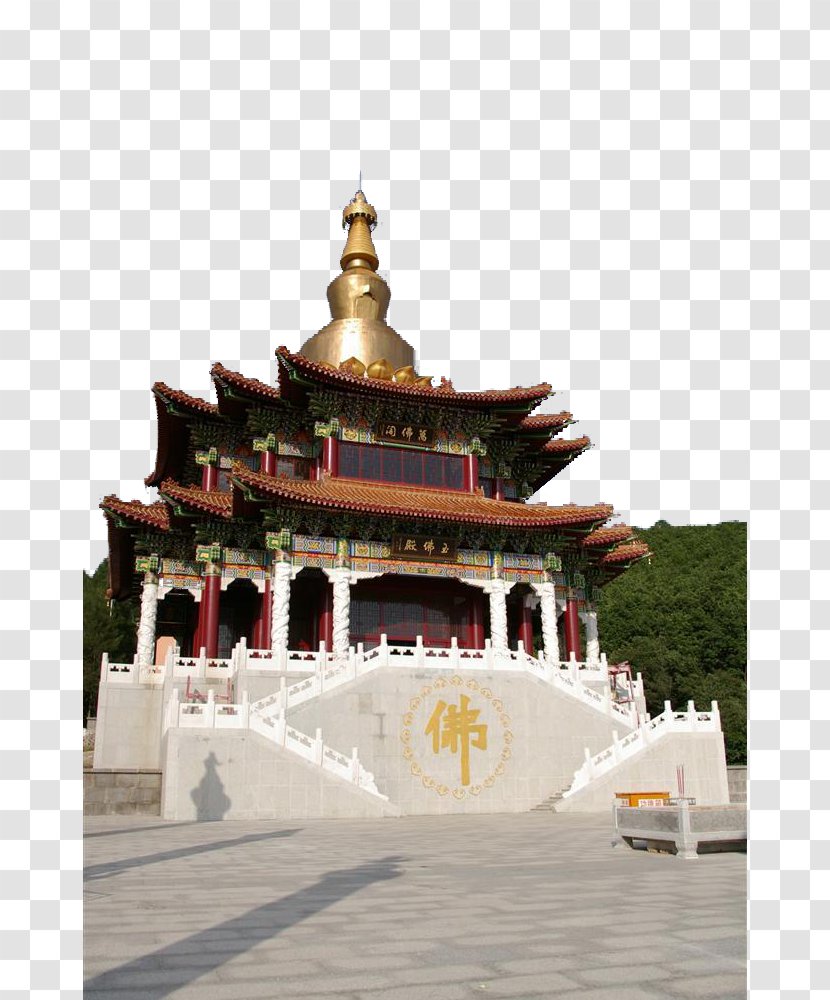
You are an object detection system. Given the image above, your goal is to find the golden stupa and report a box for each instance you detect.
[297,188,417,373]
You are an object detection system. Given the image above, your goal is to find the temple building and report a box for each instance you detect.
[91,190,730,822]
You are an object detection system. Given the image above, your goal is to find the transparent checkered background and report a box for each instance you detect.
[1,0,826,995]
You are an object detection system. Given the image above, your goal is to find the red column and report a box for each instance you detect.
[197,573,221,659]
[201,463,218,491]
[318,582,333,650]
[518,600,534,654]
[564,597,582,660]
[322,436,339,477]
[463,453,479,492]
[261,451,276,476]
[469,590,485,649]
[191,600,203,656]
[494,476,505,501]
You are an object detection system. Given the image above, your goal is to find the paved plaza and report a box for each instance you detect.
[84,812,745,999]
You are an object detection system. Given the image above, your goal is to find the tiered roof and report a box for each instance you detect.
[104,187,651,598]
[231,465,613,531]
[274,347,553,412]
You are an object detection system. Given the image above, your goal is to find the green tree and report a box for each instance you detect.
[83,560,139,722]
[598,521,747,764]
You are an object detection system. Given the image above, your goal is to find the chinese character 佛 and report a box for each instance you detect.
[422,539,435,554]
[425,695,488,786]
[401,425,414,441]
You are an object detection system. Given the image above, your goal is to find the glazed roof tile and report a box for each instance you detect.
[276,347,552,408]
[211,362,282,401]
[152,382,218,415]
[100,496,171,530]
[541,435,591,455]
[581,524,634,548]
[159,480,233,518]
[518,412,573,431]
[600,539,650,565]
[231,463,612,530]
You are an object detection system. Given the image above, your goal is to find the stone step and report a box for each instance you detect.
[530,791,566,812]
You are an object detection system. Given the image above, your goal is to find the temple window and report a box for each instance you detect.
[217,451,257,491]
[338,441,464,491]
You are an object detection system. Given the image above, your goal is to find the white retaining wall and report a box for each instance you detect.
[161,728,401,821]
[285,665,628,814]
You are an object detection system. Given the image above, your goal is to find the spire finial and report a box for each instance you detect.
[340,186,378,271]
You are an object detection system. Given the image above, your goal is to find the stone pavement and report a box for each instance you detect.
[84,813,746,999]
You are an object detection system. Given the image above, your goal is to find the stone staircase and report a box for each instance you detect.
[530,790,566,812]
[529,700,724,812]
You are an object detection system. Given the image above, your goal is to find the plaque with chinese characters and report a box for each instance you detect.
[375,421,436,447]
[391,534,458,562]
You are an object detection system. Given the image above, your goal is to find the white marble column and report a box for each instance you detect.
[583,609,600,664]
[270,561,293,652]
[326,567,354,657]
[531,581,558,662]
[487,579,513,651]
[136,571,159,665]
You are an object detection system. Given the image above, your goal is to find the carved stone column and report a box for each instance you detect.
[270,561,293,652]
[531,581,558,662]
[325,567,353,656]
[136,570,159,665]
[487,579,513,651]
[583,609,600,664]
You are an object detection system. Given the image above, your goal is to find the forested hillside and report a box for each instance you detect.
[83,561,138,722]
[597,520,747,764]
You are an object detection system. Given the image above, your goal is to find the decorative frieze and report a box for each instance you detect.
[194,447,218,467]
[253,432,277,453]
[222,547,268,581]
[159,558,204,591]
[195,542,222,563]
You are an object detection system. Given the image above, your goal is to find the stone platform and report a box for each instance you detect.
[84,812,746,999]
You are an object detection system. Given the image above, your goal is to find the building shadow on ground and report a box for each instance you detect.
[190,750,232,820]
[84,822,200,839]
[84,828,299,883]
[84,855,405,999]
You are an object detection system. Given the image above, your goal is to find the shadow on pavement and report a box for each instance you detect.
[84,822,200,840]
[84,855,405,999]
[84,828,300,883]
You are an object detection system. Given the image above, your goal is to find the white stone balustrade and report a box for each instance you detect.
[249,635,639,727]
[102,635,641,727]
[247,712,385,796]
[101,652,165,686]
